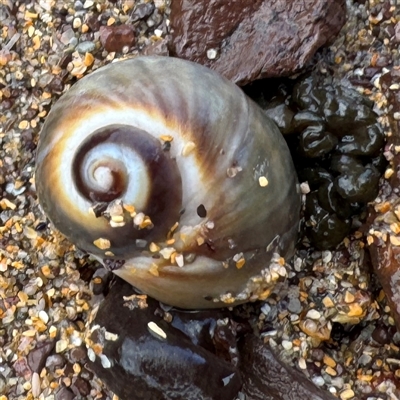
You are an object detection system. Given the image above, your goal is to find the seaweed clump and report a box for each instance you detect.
[247,74,386,249]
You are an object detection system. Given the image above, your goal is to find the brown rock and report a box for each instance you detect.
[239,335,337,400]
[169,0,346,85]
[27,340,55,373]
[367,68,400,331]
[99,24,135,53]
[71,376,91,397]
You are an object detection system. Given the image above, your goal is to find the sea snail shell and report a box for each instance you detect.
[35,56,301,309]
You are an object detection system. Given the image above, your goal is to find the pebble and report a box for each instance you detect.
[207,48,218,60]
[340,389,355,399]
[260,303,271,315]
[71,376,91,396]
[27,340,55,373]
[38,310,49,324]
[306,309,321,320]
[281,340,293,350]
[73,17,82,29]
[395,22,400,43]
[131,3,155,22]
[31,372,41,397]
[358,353,372,366]
[99,25,135,53]
[74,1,83,10]
[312,376,325,387]
[0,374,7,394]
[287,297,302,314]
[69,346,87,363]
[298,357,307,370]
[83,0,94,8]
[76,40,96,54]
[56,340,68,353]
[69,37,78,47]
[60,28,75,46]
[45,354,66,369]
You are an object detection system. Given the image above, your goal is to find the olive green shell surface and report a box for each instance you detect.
[35,56,301,309]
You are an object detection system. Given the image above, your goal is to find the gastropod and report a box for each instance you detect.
[35,56,301,309]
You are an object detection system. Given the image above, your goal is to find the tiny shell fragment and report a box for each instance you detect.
[147,321,167,339]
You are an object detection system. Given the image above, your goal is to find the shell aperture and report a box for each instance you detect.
[35,56,301,309]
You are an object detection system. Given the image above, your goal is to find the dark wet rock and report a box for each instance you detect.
[239,335,336,400]
[87,278,342,399]
[27,339,55,373]
[169,0,346,85]
[99,24,135,53]
[87,278,241,400]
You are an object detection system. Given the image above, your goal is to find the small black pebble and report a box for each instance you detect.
[197,204,207,218]
[35,222,47,231]
[371,324,393,345]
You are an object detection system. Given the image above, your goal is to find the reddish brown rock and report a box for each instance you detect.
[239,335,337,400]
[169,0,346,85]
[367,67,400,331]
[99,24,135,53]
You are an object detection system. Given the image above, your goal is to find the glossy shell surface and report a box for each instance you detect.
[35,56,301,309]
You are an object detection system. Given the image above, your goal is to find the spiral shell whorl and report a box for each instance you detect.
[36,56,301,309]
